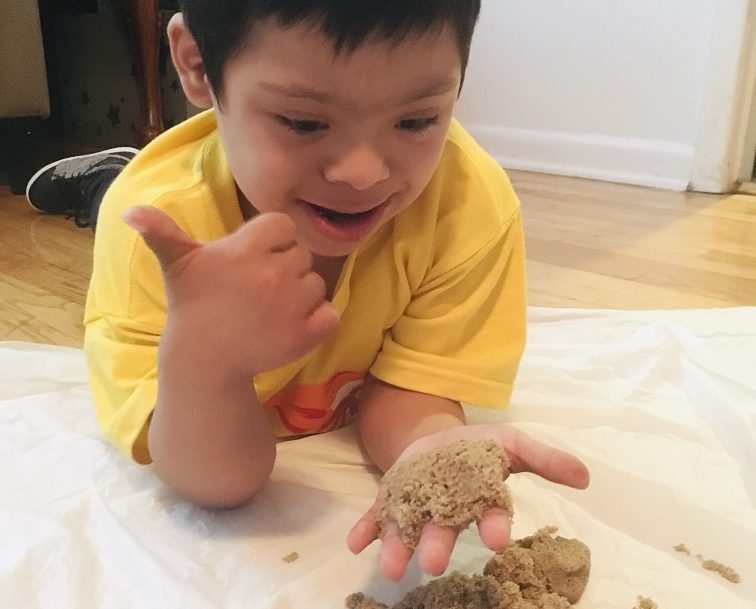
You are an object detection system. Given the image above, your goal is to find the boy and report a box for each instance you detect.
[30,1,589,582]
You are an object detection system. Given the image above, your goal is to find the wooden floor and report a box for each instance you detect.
[1,171,755,348]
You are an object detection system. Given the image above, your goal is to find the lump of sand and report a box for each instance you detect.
[347,571,569,609]
[484,526,591,604]
[377,439,513,549]
[347,528,591,609]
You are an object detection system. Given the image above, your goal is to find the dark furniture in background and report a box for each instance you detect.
[1,0,165,193]
[44,0,165,147]
[118,0,164,146]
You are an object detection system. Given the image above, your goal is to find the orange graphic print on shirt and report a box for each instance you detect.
[264,371,365,435]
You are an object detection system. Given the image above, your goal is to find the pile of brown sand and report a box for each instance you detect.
[377,440,513,549]
[484,526,591,604]
[347,527,591,609]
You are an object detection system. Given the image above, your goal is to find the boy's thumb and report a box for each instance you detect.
[122,206,199,268]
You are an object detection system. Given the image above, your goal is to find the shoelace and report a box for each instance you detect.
[51,173,93,228]
[66,204,91,229]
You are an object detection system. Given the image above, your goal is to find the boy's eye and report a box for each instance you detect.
[277,115,328,134]
[396,116,439,132]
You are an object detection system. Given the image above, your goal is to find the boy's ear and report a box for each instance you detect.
[167,12,214,109]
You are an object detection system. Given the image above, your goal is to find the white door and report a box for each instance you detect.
[690,0,756,193]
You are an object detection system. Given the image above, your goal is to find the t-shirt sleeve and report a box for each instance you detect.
[370,208,527,409]
[85,312,159,464]
[84,200,167,464]
[82,115,242,463]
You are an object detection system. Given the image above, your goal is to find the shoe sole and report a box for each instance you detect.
[25,146,140,213]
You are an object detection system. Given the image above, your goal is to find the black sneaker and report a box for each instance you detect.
[25,147,139,228]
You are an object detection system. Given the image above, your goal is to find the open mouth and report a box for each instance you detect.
[308,203,380,224]
[300,198,390,244]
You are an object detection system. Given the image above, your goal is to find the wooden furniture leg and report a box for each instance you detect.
[123,0,163,146]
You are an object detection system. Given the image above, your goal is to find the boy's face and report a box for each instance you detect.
[213,20,462,258]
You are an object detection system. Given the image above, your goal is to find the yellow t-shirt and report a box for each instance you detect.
[84,110,526,464]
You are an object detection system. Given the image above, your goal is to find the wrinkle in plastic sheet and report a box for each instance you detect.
[1,307,755,608]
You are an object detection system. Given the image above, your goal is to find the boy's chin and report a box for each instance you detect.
[307,239,361,259]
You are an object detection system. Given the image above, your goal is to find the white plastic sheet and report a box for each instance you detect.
[1,307,755,608]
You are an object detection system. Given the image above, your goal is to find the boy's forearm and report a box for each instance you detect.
[148,325,276,508]
[356,375,466,472]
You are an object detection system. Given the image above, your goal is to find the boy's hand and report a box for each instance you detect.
[346,424,590,581]
[123,206,339,375]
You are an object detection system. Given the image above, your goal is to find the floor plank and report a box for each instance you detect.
[1,170,755,348]
[0,191,94,347]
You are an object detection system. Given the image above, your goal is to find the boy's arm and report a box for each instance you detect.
[147,322,276,508]
[123,206,339,508]
[356,374,465,473]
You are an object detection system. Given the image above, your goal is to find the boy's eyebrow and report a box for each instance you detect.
[259,76,458,106]
[259,82,336,104]
[400,77,459,104]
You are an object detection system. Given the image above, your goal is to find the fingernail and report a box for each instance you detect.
[121,208,145,231]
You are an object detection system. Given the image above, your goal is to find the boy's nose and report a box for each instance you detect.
[323,143,390,191]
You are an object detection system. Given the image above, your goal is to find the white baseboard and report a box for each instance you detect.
[465,125,695,192]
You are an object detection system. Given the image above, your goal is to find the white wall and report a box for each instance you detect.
[455,0,750,191]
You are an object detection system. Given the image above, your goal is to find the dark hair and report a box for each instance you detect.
[179,0,481,103]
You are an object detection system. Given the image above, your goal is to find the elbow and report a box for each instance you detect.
[151,443,277,510]
[184,463,274,510]
[190,484,268,510]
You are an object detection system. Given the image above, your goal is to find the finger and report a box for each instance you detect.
[506,428,590,490]
[348,489,387,554]
[278,244,313,277]
[378,523,413,582]
[476,507,511,551]
[302,300,340,346]
[122,206,199,268]
[298,272,340,343]
[299,271,327,311]
[347,507,381,554]
[416,523,457,576]
[235,211,297,253]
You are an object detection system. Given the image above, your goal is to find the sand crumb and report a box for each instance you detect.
[633,597,658,609]
[676,544,741,583]
[377,439,512,549]
[281,551,299,563]
[700,559,740,583]
[346,593,388,609]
